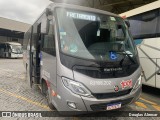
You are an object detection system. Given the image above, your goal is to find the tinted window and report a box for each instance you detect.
[42,20,56,56]
[128,9,159,39]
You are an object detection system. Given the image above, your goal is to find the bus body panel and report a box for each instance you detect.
[52,28,141,111]
[53,74,141,111]
[41,51,57,87]
[23,3,142,112]
[137,38,160,58]
[139,57,156,87]
[136,38,160,88]
[56,75,87,111]
[156,59,160,88]
[54,71,141,111]
[73,67,141,93]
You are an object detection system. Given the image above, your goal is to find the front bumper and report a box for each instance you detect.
[11,53,23,58]
[54,76,142,111]
[81,86,141,111]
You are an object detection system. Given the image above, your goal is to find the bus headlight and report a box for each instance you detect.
[131,76,142,93]
[62,77,92,97]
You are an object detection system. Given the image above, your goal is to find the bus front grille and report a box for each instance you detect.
[73,65,139,79]
[92,89,132,99]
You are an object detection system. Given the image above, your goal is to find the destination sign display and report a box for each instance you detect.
[67,11,96,21]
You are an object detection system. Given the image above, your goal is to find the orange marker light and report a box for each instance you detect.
[52,90,57,96]
[121,15,126,19]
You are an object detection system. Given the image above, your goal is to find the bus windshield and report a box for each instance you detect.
[56,8,136,62]
[10,45,22,54]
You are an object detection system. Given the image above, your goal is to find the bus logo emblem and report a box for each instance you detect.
[120,80,132,89]
[114,86,119,92]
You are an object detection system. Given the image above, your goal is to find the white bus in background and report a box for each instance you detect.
[120,0,160,89]
[0,42,23,58]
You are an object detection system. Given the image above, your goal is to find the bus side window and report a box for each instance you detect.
[128,9,159,39]
[42,20,56,56]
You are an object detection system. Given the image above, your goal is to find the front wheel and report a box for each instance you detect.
[46,88,56,110]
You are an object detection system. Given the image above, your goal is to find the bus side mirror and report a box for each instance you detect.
[41,19,48,34]
[41,19,51,34]
[41,8,52,34]
[124,19,130,28]
[46,8,53,20]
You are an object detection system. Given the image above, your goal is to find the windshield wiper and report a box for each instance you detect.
[110,51,136,66]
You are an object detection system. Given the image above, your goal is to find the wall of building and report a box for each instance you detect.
[0,36,23,44]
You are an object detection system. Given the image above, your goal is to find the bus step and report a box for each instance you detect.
[34,84,41,86]
[32,76,40,78]
[38,85,42,90]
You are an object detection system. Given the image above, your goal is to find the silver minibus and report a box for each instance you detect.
[23,3,142,112]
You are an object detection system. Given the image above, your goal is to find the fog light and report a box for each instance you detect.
[67,102,77,109]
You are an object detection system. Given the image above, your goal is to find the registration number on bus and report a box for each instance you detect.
[106,103,122,110]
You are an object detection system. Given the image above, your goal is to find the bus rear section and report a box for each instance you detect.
[24,3,142,112]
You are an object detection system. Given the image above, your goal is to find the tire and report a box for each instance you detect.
[41,80,47,96]
[46,88,56,110]
[9,53,11,58]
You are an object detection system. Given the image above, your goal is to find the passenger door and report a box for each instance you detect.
[41,19,57,87]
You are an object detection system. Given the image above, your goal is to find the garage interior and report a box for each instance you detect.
[0,17,30,44]
[51,0,157,14]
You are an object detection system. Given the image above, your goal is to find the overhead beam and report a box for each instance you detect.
[98,0,137,9]
[50,0,157,14]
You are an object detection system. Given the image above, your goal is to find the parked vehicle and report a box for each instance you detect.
[120,0,160,89]
[0,42,23,58]
[23,3,142,112]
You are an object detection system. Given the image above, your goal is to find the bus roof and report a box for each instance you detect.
[119,0,160,18]
[31,2,120,25]
[26,3,121,34]
[50,3,119,17]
